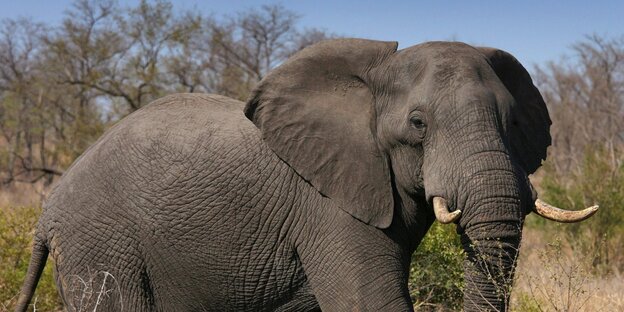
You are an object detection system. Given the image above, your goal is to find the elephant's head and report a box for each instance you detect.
[245,39,597,311]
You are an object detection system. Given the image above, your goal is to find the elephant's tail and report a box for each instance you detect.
[14,236,49,312]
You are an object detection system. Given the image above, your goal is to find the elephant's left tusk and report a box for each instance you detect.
[533,199,599,223]
[433,197,462,224]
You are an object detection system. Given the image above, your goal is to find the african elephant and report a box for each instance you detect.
[15,38,597,312]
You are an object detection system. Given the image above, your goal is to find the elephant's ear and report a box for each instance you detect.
[478,48,552,174]
[245,39,398,229]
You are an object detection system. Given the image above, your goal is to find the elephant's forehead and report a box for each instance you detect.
[394,42,495,88]
[401,41,485,60]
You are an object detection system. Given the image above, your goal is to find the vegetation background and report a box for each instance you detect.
[0,0,622,311]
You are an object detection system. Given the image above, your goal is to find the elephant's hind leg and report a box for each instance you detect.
[57,267,157,311]
[51,242,155,312]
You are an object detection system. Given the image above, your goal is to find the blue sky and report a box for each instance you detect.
[0,1,622,69]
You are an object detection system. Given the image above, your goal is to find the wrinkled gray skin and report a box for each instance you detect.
[16,39,550,312]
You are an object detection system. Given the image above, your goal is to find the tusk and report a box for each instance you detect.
[533,199,599,223]
[433,197,462,224]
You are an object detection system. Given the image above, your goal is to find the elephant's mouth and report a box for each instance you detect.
[432,195,598,224]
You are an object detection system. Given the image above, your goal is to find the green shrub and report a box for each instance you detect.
[0,206,62,311]
[538,146,624,274]
[512,292,542,312]
[409,222,464,311]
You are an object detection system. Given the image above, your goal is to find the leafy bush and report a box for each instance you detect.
[512,292,542,312]
[538,146,624,274]
[0,205,62,311]
[409,222,464,310]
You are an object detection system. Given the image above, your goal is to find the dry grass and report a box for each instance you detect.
[512,228,624,312]
[0,182,48,208]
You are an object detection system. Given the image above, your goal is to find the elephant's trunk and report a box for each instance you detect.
[454,152,527,311]
[422,106,532,310]
[456,164,527,312]
[461,219,521,311]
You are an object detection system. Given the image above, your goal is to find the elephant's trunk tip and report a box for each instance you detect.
[533,199,598,223]
[433,197,462,224]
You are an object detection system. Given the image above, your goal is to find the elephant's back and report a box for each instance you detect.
[44,92,282,231]
[56,93,258,179]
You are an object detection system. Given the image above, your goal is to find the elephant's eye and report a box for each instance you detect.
[410,116,426,129]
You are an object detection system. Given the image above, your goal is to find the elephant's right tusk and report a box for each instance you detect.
[433,197,462,224]
[533,199,599,223]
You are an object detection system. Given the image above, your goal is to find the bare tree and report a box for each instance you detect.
[0,0,335,186]
[209,4,334,99]
[42,0,117,159]
[109,0,201,112]
[163,16,219,94]
[535,34,624,177]
[0,18,61,184]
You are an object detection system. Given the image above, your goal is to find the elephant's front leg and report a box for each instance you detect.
[295,207,413,311]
